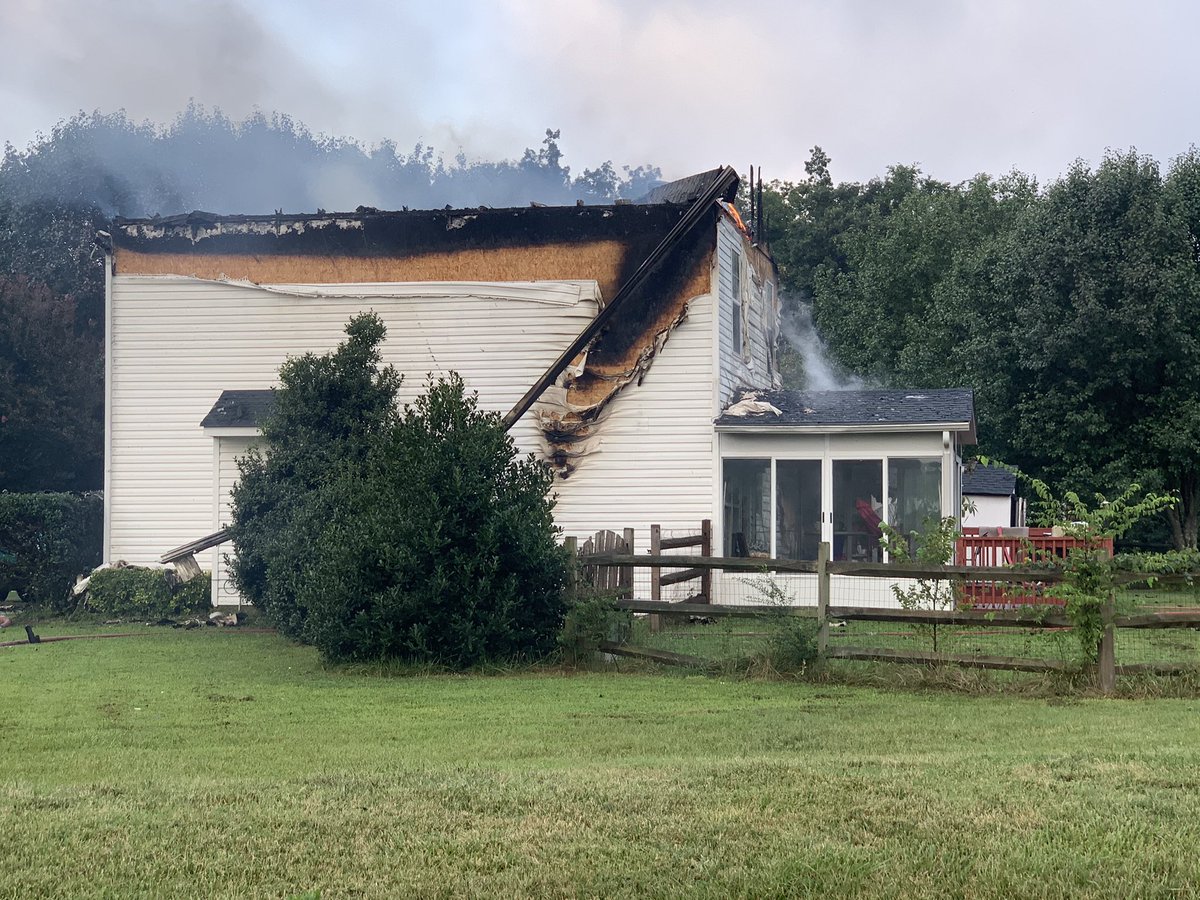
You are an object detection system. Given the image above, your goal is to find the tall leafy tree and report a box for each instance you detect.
[995,152,1200,547]
[791,148,1200,548]
[0,276,102,491]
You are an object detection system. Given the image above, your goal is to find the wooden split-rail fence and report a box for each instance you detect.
[565,521,714,608]
[568,537,1200,692]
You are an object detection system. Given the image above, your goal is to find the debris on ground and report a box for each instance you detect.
[145,612,245,629]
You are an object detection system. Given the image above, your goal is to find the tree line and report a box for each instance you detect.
[2,108,1197,547]
[763,147,1200,549]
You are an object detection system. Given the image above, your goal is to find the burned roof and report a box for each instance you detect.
[109,169,737,258]
[716,388,975,433]
[635,167,736,205]
[200,390,275,428]
[111,202,695,258]
[962,464,1017,496]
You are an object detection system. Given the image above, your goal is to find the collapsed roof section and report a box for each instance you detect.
[110,168,754,476]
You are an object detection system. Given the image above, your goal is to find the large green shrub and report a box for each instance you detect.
[87,568,211,619]
[0,491,102,610]
[229,313,401,641]
[230,314,569,666]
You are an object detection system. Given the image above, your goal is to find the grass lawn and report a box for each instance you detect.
[3,626,1200,898]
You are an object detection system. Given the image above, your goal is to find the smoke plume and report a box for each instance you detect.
[780,299,868,392]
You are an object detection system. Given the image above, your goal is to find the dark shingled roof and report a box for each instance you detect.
[635,167,736,205]
[962,465,1017,496]
[200,390,275,428]
[715,388,975,429]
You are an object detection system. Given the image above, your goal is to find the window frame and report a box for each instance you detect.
[721,452,946,562]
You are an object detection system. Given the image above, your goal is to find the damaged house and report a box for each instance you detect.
[101,166,975,605]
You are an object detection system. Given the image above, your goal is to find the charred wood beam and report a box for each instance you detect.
[501,165,739,431]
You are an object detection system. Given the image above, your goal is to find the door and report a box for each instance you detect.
[775,459,822,561]
[831,459,884,562]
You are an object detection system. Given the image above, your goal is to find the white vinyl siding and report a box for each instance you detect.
[106,277,600,583]
[213,435,255,606]
[715,216,774,406]
[963,494,1014,529]
[553,291,717,600]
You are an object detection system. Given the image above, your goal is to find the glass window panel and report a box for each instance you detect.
[776,460,822,561]
[888,458,942,554]
[832,459,883,562]
[723,459,770,557]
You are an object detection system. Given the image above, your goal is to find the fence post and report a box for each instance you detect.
[700,518,713,604]
[650,524,662,633]
[622,528,635,600]
[817,541,830,663]
[564,535,579,598]
[1098,594,1116,694]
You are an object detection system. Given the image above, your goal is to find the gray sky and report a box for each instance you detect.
[1,0,1195,186]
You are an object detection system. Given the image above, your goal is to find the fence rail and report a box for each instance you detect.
[573,540,1200,689]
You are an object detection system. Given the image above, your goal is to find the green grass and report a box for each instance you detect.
[4,627,1200,897]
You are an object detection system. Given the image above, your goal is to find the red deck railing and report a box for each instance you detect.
[954,528,1114,609]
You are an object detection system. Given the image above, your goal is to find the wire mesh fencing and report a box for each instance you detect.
[572,534,1200,684]
[1113,580,1200,671]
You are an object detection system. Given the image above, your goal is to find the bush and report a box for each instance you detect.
[86,568,211,618]
[762,617,819,674]
[1113,549,1200,575]
[231,315,570,667]
[558,592,632,666]
[0,492,102,610]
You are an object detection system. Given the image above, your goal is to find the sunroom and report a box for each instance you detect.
[714,389,976,605]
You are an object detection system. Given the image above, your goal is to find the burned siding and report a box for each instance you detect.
[112,198,733,477]
[534,213,718,475]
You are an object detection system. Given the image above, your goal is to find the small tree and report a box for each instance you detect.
[978,456,1177,663]
[229,314,568,666]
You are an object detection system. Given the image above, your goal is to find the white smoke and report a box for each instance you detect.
[780,300,868,392]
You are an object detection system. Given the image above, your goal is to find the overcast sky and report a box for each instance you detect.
[1,0,1196,187]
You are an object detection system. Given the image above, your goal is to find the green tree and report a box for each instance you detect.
[994,151,1200,548]
[229,314,568,665]
[229,314,402,639]
[791,148,1200,549]
[0,276,103,490]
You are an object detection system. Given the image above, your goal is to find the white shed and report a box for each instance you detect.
[961,463,1022,530]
